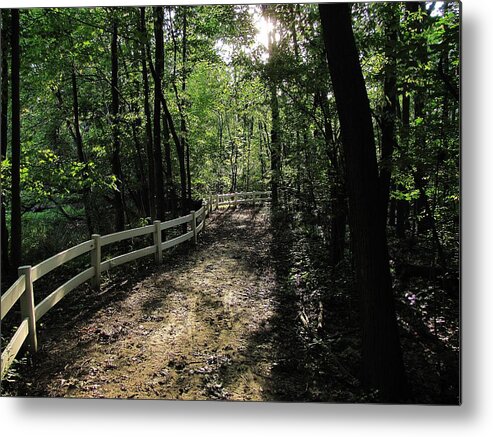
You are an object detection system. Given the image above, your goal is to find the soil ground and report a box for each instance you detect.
[6,206,292,400]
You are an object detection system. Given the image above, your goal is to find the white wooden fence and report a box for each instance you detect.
[0,191,271,378]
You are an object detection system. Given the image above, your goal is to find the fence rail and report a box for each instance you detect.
[0,191,270,378]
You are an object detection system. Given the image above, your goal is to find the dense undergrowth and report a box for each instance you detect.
[268,204,459,404]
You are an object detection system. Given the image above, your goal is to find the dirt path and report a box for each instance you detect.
[15,207,283,400]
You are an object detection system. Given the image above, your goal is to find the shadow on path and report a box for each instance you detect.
[6,205,364,401]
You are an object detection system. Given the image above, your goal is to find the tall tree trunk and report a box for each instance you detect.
[319,3,408,402]
[413,169,446,266]
[131,122,150,217]
[168,6,189,212]
[217,115,223,192]
[139,7,156,220]
[379,4,398,222]
[269,83,280,207]
[406,3,444,264]
[320,90,346,267]
[406,2,429,236]
[111,18,125,231]
[71,65,95,235]
[226,118,238,192]
[388,182,397,226]
[181,9,192,203]
[290,4,303,203]
[265,18,281,208]
[245,117,253,191]
[1,9,10,274]
[396,90,411,237]
[10,9,21,270]
[268,31,280,208]
[153,6,166,220]
[162,111,176,215]
[329,184,346,267]
[258,121,266,184]
[177,145,187,213]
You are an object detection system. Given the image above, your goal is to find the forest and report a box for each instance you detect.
[0,2,459,404]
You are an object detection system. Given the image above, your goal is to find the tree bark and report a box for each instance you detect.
[130,121,150,217]
[71,65,95,235]
[1,9,10,274]
[329,185,346,266]
[181,8,192,204]
[179,8,192,206]
[319,3,408,402]
[110,18,125,232]
[269,73,280,205]
[405,2,429,237]
[162,110,176,215]
[396,90,411,237]
[258,121,266,184]
[10,9,21,270]
[379,4,398,222]
[269,84,280,207]
[139,7,156,220]
[266,20,281,208]
[168,12,188,215]
[153,6,166,220]
[320,89,346,267]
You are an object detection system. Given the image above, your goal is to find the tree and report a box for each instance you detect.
[153,6,166,220]
[139,7,156,220]
[265,13,281,208]
[10,8,21,270]
[319,3,408,401]
[1,9,10,274]
[379,4,399,222]
[110,15,125,231]
[168,6,191,212]
[70,65,94,235]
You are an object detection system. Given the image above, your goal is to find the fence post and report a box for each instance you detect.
[153,220,163,264]
[91,234,101,289]
[209,195,212,214]
[253,192,256,207]
[18,266,37,353]
[191,210,197,245]
[216,194,219,210]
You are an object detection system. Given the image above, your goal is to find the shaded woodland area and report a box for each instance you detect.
[0,3,459,404]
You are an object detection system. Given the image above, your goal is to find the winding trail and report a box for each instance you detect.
[18,206,284,400]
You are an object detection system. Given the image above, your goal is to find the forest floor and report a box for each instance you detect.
[3,206,318,400]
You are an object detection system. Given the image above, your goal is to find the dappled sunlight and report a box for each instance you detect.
[9,207,281,400]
